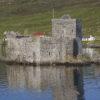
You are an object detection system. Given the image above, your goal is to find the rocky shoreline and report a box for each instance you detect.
[0,58,99,67]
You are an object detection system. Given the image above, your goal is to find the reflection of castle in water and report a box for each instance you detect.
[7,66,84,100]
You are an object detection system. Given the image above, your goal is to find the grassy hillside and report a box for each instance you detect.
[0,0,100,40]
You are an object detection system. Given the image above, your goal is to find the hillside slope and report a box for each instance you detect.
[0,0,100,15]
[0,0,100,39]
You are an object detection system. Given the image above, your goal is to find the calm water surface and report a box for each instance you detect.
[0,64,100,100]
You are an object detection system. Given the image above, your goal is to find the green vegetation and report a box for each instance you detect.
[0,0,100,41]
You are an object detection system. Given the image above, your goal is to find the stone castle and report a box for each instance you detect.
[4,15,82,63]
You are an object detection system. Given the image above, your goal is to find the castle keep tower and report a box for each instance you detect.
[52,15,82,39]
[52,15,76,38]
[52,15,82,57]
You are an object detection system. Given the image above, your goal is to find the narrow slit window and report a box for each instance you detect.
[59,52,60,55]
[49,52,50,56]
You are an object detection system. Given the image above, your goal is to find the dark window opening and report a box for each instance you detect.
[59,52,60,55]
[49,52,50,56]
[72,29,73,33]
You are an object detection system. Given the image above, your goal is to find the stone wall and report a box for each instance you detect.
[5,35,38,63]
[39,36,66,62]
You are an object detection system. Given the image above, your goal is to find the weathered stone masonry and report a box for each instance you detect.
[4,15,82,63]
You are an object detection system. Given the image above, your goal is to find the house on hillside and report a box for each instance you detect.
[82,35,95,41]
